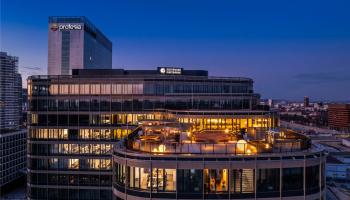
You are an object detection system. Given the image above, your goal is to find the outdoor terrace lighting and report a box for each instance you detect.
[246,149,252,154]
[237,139,247,152]
[187,131,191,137]
[158,144,166,152]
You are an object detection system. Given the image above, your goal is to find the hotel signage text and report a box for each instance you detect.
[158,67,183,75]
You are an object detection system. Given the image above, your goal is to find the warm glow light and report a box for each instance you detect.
[237,139,247,151]
[152,148,158,152]
[158,144,166,152]
[225,129,229,133]
[187,131,191,137]
[265,144,270,149]
[246,149,252,154]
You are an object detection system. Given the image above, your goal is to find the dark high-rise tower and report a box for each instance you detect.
[48,16,112,75]
[304,96,310,107]
[0,52,22,130]
[0,52,26,193]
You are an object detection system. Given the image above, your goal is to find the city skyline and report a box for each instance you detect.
[1,0,350,101]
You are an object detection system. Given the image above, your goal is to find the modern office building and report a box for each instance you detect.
[328,104,350,131]
[48,16,112,75]
[27,67,280,200]
[0,52,22,130]
[0,52,26,194]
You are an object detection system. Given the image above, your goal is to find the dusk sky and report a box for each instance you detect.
[1,0,350,101]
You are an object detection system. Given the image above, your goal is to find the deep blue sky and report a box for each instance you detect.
[1,0,350,101]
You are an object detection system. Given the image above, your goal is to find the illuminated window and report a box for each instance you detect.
[204,169,228,193]
[100,159,111,170]
[69,84,79,94]
[88,159,101,169]
[68,159,79,169]
[28,83,32,95]
[79,84,90,95]
[116,164,126,185]
[71,144,79,154]
[101,84,111,94]
[59,84,69,95]
[101,129,112,139]
[80,144,91,154]
[79,129,90,139]
[31,114,38,124]
[111,84,122,94]
[49,84,58,95]
[91,144,101,154]
[101,115,111,125]
[59,129,68,139]
[92,129,100,139]
[91,84,100,95]
[140,167,151,190]
[230,169,255,193]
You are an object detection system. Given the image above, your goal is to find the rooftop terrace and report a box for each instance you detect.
[119,120,312,155]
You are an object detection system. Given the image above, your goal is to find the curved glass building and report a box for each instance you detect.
[114,123,325,200]
[26,67,324,200]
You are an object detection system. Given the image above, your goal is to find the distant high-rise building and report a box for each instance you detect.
[328,104,350,131]
[304,96,310,107]
[0,52,26,193]
[268,98,273,107]
[0,52,22,130]
[48,16,112,75]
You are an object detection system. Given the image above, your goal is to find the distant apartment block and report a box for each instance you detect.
[328,104,350,131]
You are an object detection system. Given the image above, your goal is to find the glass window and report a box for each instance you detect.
[306,165,320,194]
[140,167,151,190]
[282,167,303,196]
[101,84,111,94]
[49,84,59,95]
[204,169,228,193]
[165,169,176,191]
[79,84,90,95]
[177,169,203,193]
[111,84,122,94]
[91,84,100,95]
[69,84,79,94]
[59,84,69,95]
[68,159,79,169]
[230,169,254,193]
[100,159,111,170]
[257,168,280,197]
[116,164,126,186]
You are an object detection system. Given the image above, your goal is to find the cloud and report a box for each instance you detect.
[293,71,350,84]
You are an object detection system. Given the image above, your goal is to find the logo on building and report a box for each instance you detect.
[159,68,166,74]
[50,23,59,31]
[51,23,82,31]
[158,67,183,75]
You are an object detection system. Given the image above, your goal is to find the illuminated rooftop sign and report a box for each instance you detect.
[50,23,82,31]
[158,67,183,75]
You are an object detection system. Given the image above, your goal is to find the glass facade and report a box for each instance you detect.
[48,17,112,75]
[28,69,278,200]
[114,160,325,199]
